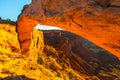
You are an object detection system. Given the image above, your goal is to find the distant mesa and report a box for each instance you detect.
[0,18,15,25]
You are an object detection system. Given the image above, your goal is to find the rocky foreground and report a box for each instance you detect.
[0,22,120,80]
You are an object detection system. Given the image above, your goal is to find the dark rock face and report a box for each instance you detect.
[17,0,120,58]
[0,75,34,80]
[43,30,95,74]
[42,30,120,79]
[0,19,16,25]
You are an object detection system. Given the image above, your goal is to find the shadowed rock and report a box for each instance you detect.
[43,30,120,79]
[0,75,35,80]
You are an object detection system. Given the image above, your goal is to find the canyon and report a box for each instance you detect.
[0,21,120,79]
[0,0,120,79]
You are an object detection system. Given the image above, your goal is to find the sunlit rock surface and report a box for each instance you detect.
[0,23,86,80]
[0,23,20,54]
[29,29,44,62]
[0,22,120,80]
[17,0,120,58]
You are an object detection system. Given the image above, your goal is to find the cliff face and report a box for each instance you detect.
[29,29,44,62]
[0,23,84,80]
[0,22,75,80]
[0,22,120,80]
[0,23,20,54]
[43,30,95,74]
[43,30,120,80]
[17,0,120,58]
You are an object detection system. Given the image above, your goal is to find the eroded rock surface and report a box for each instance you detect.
[17,0,120,58]
[43,30,120,79]
[0,22,120,80]
[29,29,44,62]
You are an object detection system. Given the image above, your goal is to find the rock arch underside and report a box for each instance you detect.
[17,0,120,58]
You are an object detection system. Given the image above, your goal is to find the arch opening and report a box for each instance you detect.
[35,24,64,30]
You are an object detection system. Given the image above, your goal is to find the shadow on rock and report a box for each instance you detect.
[0,75,35,80]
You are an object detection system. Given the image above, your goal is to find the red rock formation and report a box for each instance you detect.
[17,16,39,56]
[43,30,94,74]
[43,30,120,77]
[17,0,120,58]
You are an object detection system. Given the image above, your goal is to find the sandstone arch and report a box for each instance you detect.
[17,0,120,58]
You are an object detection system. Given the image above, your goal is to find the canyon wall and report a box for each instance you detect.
[43,30,120,79]
[17,0,120,58]
[0,22,120,79]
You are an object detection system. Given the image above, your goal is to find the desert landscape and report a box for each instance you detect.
[0,0,120,80]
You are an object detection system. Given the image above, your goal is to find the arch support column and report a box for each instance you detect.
[17,16,38,56]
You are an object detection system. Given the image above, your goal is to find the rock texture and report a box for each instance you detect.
[0,22,120,80]
[0,23,20,54]
[43,30,120,80]
[17,0,120,58]
[0,23,85,80]
[29,29,44,62]
[43,30,95,74]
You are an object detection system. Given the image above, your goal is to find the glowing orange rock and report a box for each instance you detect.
[17,0,120,58]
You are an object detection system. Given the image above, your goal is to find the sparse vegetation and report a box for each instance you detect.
[67,71,74,79]
[57,73,62,78]
[44,45,58,58]
[44,65,49,69]
[37,56,44,64]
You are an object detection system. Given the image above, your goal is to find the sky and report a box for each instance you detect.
[0,0,62,30]
[0,0,31,21]
[35,24,63,30]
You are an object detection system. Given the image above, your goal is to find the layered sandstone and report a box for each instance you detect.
[0,22,120,79]
[17,0,120,58]
[29,29,44,62]
[0,23,85,80]
[43,30,120,80]
[0,23,20,54]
